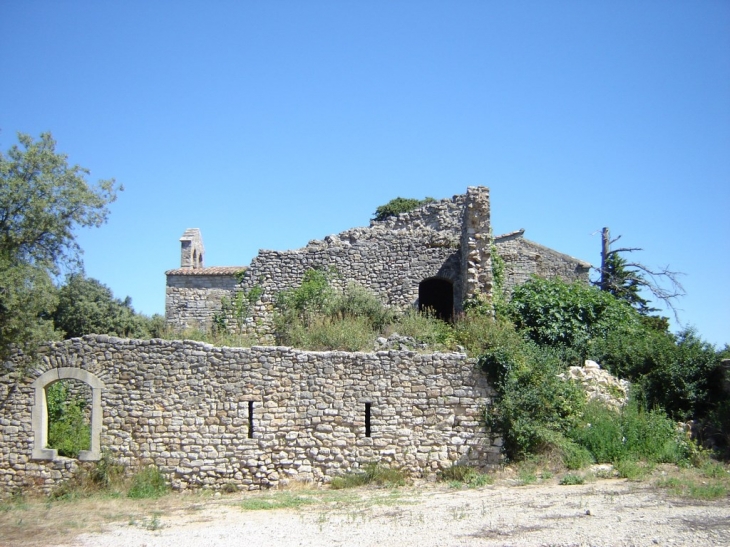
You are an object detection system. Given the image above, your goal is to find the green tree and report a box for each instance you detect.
[0,132,120,361]
[53,273,161,339]
[596,227,684,318]
[371,197,435,221]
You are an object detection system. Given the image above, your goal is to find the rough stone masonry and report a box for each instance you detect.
[0,186,589,496]
[165,186,591,334]
[0,336,498,493]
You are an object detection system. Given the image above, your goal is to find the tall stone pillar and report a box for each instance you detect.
[460,187,493,304]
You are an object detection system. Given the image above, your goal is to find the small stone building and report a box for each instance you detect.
[166,186,590,333]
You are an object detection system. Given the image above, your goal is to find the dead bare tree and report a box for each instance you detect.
[596,227,685,319]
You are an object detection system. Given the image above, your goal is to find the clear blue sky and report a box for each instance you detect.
[2,2,728,347]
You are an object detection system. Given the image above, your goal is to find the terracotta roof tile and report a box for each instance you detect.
[165,266,247,276]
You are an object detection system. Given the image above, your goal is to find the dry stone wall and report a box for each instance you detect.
[0,336,498,495]
[238,193,466,311]
[166,270,242,330]
[494,231,591,295]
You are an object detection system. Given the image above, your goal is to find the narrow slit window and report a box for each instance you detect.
[365,403,372,437]
[248,401,254,439]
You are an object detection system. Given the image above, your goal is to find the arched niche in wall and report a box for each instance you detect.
[418,277,454,322]
[31,367,104,461]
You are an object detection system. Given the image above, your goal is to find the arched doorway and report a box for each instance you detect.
[418,278,454,321]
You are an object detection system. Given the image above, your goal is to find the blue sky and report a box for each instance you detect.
[1,2,728,347]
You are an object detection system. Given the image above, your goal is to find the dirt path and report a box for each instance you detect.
[64,479,728,547]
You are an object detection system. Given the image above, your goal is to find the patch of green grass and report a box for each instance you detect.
[330,464,408,490]
[656,464,730,500]
[517,469,537,485]
[240,492,316,511]
[700,462,728,479]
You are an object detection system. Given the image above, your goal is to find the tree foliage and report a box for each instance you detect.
[53,273,163,339]
[508,276,639,358]
[0,132,121,360]
[371,196,435,222]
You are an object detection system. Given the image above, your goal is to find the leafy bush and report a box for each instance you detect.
[559,473,585,485]
[560,442,594,470]
[372,197,435,222]
[482,340,585,460]
[590,327,723,423]
[329,284,395,331]
[53,273,162,339]
[128,466,169,499]
[508,277,640,359]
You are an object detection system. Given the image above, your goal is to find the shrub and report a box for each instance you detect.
[560,442,594,470]
[128,466,169,499]
[389,309,456,349]
[569,399,688,465]
[328,284,395,331]
[559,473,585,485]
[330,464,408,489]
[440,464,493,487]
[285,315,376,352]
[482,341,585,460]
[508,277,639,359]
[372,197,435,222]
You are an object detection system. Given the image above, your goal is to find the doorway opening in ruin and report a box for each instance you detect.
[418,277,454,322]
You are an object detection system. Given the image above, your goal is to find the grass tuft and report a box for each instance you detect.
[329,464,408,490]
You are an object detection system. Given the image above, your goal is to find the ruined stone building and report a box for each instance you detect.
[0,186,591,495]
[165,186,590,333]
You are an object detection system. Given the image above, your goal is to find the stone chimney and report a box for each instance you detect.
[180,228,204,269]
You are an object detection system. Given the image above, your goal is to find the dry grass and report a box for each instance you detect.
[0,490,214,546]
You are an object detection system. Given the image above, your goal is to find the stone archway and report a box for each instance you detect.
[31,368,104,461]
[418,277,454,321]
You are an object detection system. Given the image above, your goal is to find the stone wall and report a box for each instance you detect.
[238,192,467,311]
[0,336,498,495]
[165,268,244,330]
[494,230,591,295]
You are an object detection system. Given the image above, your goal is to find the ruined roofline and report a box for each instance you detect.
[166,266,247,276]
[494,229,592,269]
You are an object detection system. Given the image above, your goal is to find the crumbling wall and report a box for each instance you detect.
[494,231,591,295]
[239,193,467,311]
[0,336,498,494]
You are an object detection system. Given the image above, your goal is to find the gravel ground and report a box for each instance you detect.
[66,479,729,547]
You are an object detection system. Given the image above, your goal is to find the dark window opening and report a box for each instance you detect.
[248,401,254,439]
[365,403,372,437]
[418,277,454,321]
